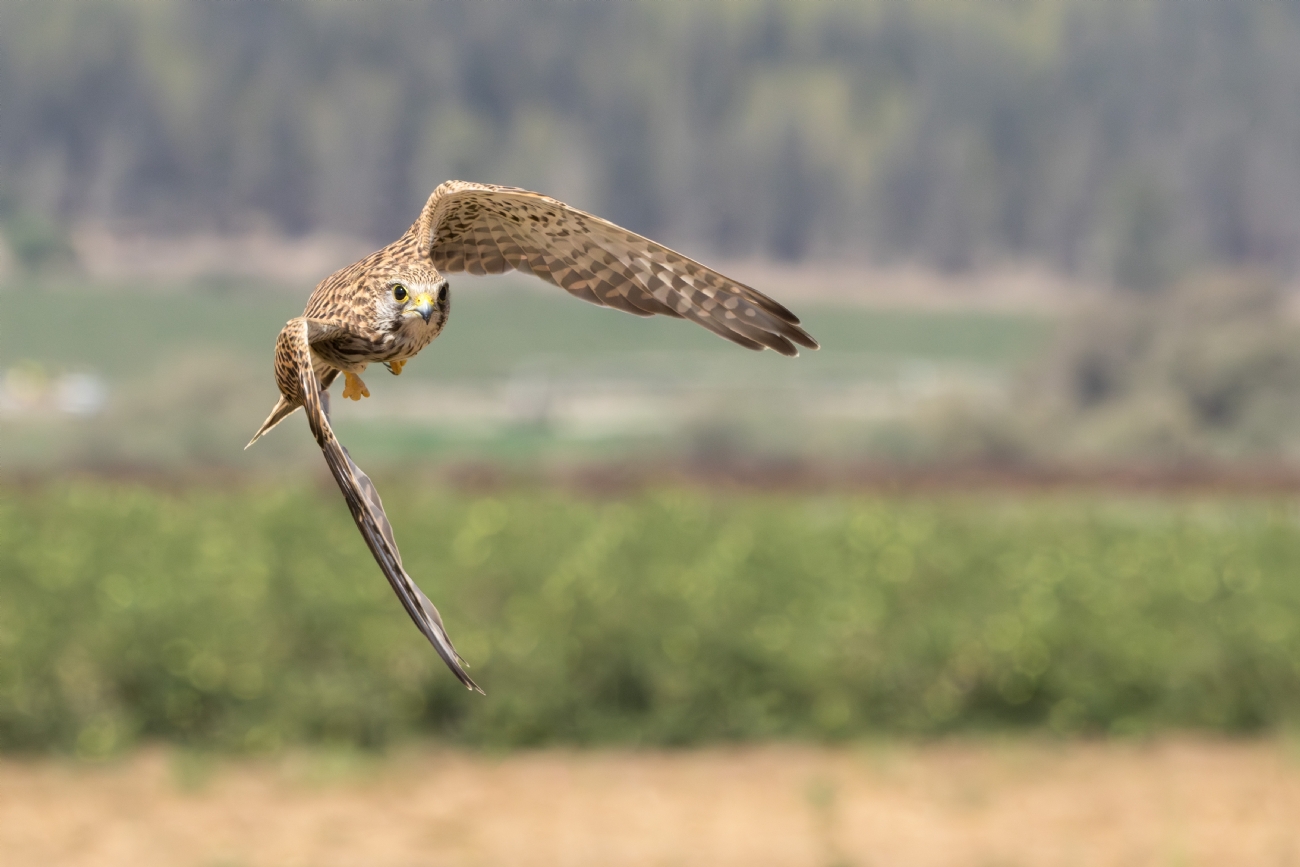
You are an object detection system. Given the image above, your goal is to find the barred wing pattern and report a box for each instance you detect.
[288,318,482,693]
[415,181,819,356]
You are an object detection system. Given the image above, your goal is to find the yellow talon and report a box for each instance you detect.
[342,372,370,401]
[386,359,406,376]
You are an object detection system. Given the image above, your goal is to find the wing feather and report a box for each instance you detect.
[287,319,482,694]
[416,181,818,355]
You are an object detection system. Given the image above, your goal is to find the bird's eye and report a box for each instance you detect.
[392,284,409,302]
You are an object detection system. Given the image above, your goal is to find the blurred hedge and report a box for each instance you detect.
[3,480,1300,755]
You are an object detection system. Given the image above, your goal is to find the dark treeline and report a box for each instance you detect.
[3,1,1300,286]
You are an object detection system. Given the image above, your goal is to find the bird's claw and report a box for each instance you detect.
[342,372,370,401]
[385,359,406,376]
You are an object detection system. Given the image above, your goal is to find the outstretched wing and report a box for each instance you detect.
[414,181,819,356]
[285,318,482,693]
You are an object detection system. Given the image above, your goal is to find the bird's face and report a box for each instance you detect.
[374,268,450,333]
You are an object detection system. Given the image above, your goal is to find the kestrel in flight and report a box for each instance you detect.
[246,181,819,692]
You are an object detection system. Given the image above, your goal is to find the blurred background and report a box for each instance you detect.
[5,2,1300,865]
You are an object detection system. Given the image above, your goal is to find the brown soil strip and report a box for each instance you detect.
[2,739,1297,867]
[12,458,1300,499]
[455,458,1300,498]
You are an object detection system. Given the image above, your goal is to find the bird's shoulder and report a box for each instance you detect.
[302,235,421,325]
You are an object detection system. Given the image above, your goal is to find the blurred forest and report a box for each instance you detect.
[4,0,1300,286]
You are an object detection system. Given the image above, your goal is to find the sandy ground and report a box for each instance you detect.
[2,739,1298,867]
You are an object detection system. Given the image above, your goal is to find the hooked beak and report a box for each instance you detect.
[413,293,436,323]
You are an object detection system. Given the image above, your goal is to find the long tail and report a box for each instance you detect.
[245,397,300,449]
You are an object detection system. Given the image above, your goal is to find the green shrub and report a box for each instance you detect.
[2,481,1300,754]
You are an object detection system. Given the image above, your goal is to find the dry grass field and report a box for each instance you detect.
[3,739,1299,867]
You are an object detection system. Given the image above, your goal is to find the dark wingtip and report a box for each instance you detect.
[458,668,485,694]
[790,327,819,350]
[454,656,485,694]
[769,335,799,357]
[761,321,818,355]
[745,289,802,325]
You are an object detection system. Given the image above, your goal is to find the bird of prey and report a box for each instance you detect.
[246,181,819,692]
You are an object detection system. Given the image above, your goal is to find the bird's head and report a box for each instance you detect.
[374,265,450,331]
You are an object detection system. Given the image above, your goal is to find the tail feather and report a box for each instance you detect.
[246,397,299,449]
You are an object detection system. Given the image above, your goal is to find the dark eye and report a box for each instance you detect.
[392,284,409,302]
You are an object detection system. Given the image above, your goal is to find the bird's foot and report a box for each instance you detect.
[342,372,370,401]
[385,359,406,376]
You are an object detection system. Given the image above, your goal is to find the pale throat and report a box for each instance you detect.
[391,312,440,352]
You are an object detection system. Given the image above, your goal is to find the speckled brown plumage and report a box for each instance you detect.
[246,181,819,691]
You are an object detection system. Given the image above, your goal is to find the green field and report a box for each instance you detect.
[3,480,1299,755]
[0,276,1046,381]
[0,277,1050,467]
